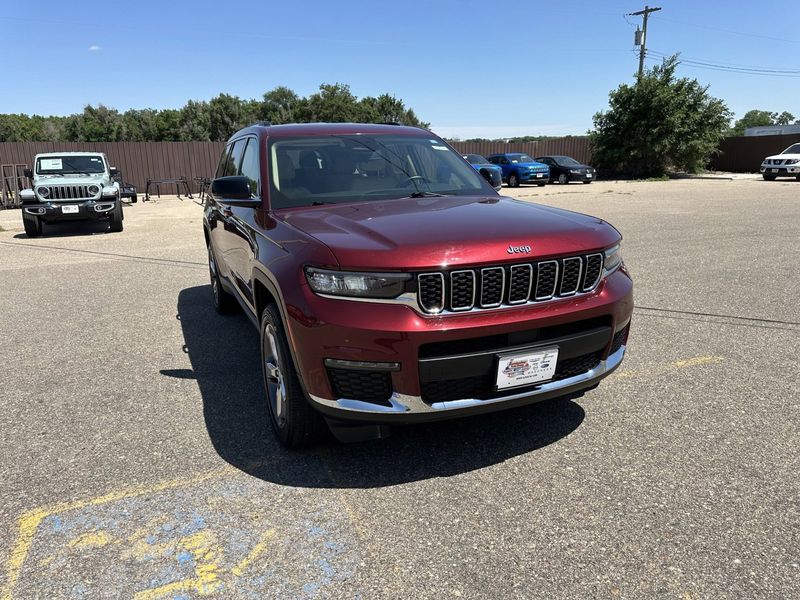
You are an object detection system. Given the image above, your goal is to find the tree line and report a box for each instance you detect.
[0,84,429,143]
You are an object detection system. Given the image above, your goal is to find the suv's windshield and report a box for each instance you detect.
[782,144,800,154]
[36,155,105,175]
[269,135,489,208]
[510,154,536,164]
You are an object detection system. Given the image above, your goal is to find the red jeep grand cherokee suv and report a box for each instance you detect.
[204,123,632,447]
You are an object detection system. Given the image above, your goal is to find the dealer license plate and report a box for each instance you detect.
[61,205,79,214]
[586,173,593,178]
[496,347,559,390]
[536,173,543,178]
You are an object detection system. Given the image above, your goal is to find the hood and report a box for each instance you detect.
[279,195,620,270]
[516,161,549,169]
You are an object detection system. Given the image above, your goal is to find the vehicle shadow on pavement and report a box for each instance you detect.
[173,285,585,489]
[13,220,111,238]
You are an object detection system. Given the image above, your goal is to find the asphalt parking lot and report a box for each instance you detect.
[1,178,798,599]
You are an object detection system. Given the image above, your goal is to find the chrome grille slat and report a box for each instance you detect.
[559,257,583,296]
[450,270,476,311]
[479,267,505,308]
[508,264,533,304]
[45,184,95,201]
[535,261,559,300]
[416,253,606,315]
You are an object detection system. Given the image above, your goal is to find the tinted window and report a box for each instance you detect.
[239,138,261,195]
[269,134,489,209]
[464,154,487,164]
[225,139,246,177]
[215,146,231,178]
[783,144,800,154]
[36,155,105,174]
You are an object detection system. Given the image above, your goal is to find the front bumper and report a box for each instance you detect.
[22,200,117,222]
[568,171,595,181]
[518,171,549,183]
[285,268,633,424]
[760,165,800,175]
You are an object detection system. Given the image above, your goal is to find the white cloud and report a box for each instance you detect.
[88,45,101,51]
[430,124,585,140]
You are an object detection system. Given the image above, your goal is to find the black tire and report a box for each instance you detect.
[109,200,124,232]
[795,175,800,182]
[583,180,592,184]
[208,245,237,314]
[558,173,569,185]
[261,303,327,448]
[131,194,138,204]
[537,182,546,187]
[763,174,776,181]
[508,173,520,188]
[22,212,42,238]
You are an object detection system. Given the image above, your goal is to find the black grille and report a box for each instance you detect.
[535,261,558,299]
[416,253,607,314]
[560,257,582,295]
[418,273,444,313]
[582,254,603,291]
[420,350,603,404]
[44,185,93,200]
[551,352,602,381]
[480,268,504,307]
[450,271,475,310]
[508,265,532,303]
[328,368,392,404]
[610,325,629,354]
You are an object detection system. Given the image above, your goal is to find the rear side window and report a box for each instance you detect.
[239,138,261,196]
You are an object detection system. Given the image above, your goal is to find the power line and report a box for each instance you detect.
[650,15,800,45]
[645,50,800,77]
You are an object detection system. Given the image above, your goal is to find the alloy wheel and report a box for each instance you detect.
[263,325,287,427]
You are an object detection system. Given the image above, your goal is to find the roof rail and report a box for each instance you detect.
[249,121,272,127]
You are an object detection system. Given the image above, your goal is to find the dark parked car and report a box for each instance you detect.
[462,154,503,191]
[205,122,632,447]
[486,153,549,187]
[536,156,596,184]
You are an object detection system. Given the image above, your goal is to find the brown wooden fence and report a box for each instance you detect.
[448,138,591,164]
[0,141,225,194]
[709,134,800,172]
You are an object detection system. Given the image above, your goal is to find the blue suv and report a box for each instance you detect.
[486,153,549,188]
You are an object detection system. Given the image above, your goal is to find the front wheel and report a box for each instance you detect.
[762,174,776,181]
[208,245,237,314]
[108,200,124,232]
[508,173,520,188]
[537,182,546,187]
[22,212,42,238]
[261,304,326,448]
[583,180,592,184]
[558,173,568,185]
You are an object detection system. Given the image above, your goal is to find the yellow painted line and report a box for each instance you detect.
[1,468,231,600]
[230,529,276,577]
[133,532,223,599]
[66,530,113,550]
[615,355,724,380]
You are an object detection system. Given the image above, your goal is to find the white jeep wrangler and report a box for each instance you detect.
[20,152,124,237]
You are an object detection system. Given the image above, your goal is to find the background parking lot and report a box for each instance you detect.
[1,179,798,599]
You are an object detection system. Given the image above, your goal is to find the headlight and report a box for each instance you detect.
[36,186,50,198]
[785,159,799,165]
[604,244,623,276]
[305,267,411,299]
[570,169,581,174]
[88,184,100,195]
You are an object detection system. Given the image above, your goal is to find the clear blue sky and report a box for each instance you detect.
[3,0,799,138]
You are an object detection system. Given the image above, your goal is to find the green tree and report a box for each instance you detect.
[590,56,731,177]
[729,109,798,135]
[775,111,796,126]
[258,86,303,124]
[300,83,360,122]
[63,105,125,141]
[178,100,211,141]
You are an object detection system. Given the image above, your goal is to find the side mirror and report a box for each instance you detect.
[211,176,261,207]
[109,167,119,176]
[23,168,33,179]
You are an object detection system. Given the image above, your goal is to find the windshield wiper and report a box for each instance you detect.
[407,191,448,198]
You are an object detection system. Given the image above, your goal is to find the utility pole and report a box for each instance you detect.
[629,5,662,78]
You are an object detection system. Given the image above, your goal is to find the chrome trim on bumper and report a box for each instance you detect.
[309,344,626,415]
